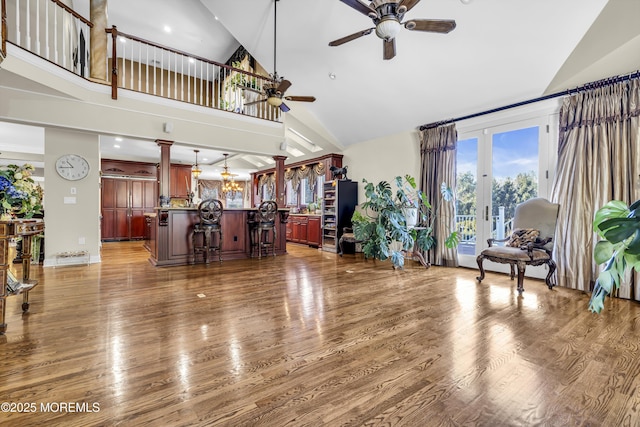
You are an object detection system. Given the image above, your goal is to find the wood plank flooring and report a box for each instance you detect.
[1,241,639,426]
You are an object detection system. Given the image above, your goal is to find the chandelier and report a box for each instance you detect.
[221,153,242,199]
[192,149,202,179]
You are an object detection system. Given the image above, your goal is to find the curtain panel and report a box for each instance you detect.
[258,174,276,200]
[419,124,459,267]
[551,77,640,300]
[283,163,326,193]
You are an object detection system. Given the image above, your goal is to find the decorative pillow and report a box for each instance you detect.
[507,228,540,248]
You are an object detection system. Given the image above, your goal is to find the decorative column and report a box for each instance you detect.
[273,155,287,207]
[89,0,108,82]
[156,140,173,204]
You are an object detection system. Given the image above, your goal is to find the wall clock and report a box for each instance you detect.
[55,154,90,181]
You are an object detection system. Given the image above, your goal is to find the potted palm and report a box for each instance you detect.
[351,175,459,269]
[589,199,640,313]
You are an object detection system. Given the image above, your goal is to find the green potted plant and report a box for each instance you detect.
[351,175,459,269]
[589,199,640,313]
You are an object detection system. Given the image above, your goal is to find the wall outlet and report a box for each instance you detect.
[78,237,86,245]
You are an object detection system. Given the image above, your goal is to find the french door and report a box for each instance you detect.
[456,117,555,278]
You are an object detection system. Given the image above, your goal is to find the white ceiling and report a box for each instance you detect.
[92,0,639,145]
[2,0,639,179]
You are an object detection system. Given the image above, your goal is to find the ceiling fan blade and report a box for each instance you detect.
[397,0,421,13]
[279,103,291,113]
[329,28,374,47]
[284,96,316,102]
[405,19,457,33]
[339,0,377,17]
[276,79,292,94]
[245,99,267,106]
[383,38,396,60]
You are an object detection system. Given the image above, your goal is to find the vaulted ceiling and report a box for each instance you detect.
[2,0,639,178]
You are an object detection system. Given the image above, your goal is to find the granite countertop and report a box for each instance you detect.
[154,207,291,211]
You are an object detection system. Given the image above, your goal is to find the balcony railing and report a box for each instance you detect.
[2,0,281,122]
[3,0,92,77]
[105,27,280,121]
[456,210,514,242]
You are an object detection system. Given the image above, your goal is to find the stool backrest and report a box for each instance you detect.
[257,200,278,224]
[198,199,223,225]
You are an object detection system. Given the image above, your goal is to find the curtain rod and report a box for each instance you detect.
[419,70,640,131]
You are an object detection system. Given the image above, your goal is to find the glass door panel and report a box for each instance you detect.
[456,137,479,260]
[456,120,547,273]
[490,126,539,244]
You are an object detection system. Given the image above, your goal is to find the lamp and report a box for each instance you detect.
[375,17,401,41]
[192,149,202,179]
[221,154,242,199]
[267,95,283,107]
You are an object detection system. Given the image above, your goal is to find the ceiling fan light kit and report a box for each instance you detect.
[330,0,456,60]
[376,18,402,40]
[267,96,283,107]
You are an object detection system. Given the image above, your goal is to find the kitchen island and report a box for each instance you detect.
[147,207,289,266]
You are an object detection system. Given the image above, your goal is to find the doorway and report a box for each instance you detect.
[456,117,555,278]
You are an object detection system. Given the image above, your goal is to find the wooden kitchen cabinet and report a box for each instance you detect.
[101,177,157,241]
[286,215,321,248]
[307,216,321,247]
[170,164,193,198]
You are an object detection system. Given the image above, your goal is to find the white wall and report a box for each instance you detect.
[343,129,422,205]
[43,128,101,266]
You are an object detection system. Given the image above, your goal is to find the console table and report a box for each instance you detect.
[1,218,45,334]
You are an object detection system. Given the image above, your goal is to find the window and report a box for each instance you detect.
[285,180,298,206]
[225,191,244,208]
[285,174,324,207]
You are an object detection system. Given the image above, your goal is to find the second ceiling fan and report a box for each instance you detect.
[329,0,457,60]
[244,0,316,113]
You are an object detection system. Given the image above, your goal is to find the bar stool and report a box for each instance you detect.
[192,199,223,264]
[251,200,278,259]
[247,211,258,258]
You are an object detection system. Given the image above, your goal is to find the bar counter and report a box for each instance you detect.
[147,207,290,266]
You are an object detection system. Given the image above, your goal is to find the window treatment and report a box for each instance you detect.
[283,163,326,193]
[551,76,640,300]
[419,124,459,267]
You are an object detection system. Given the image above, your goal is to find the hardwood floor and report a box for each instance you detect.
[1,242,639,426]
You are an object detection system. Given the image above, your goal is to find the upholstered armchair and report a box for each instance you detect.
[476,198,560,294]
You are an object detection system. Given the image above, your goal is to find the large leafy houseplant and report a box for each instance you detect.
[589,199,640,313]
[351,175,459,269]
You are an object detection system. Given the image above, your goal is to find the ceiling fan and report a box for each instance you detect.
[244,0,316,113]
[329,0,456,60]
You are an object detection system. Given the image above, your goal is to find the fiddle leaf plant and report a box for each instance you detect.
[589,199,640,313]
[351,175,459,269]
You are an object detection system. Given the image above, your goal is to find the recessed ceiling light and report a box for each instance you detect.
[118,36,126,43]
[328,72,336,80]
[115,137,123,142]
[113,144,120,148]
[164,25,172,33]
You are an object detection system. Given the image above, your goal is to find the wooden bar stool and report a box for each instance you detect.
[252,200,278,259]
[192,199,223,264]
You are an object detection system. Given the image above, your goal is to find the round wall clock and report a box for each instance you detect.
[55,154,90,181]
